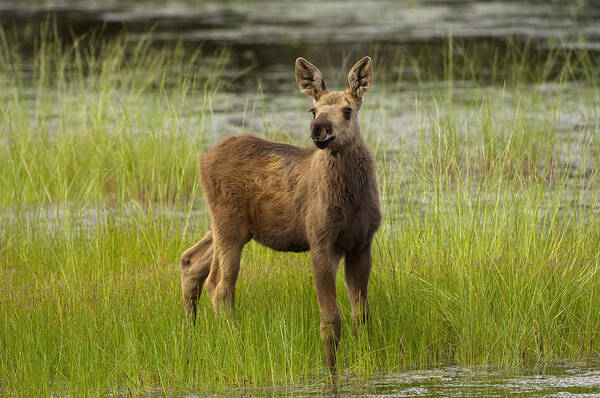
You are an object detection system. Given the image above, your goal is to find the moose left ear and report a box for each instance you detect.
[296,58,327,100]
[347,56,373,99]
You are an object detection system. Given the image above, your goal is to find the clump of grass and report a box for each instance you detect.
[1,30,600,396]
[0,24,227,207]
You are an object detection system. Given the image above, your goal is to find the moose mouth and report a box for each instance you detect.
[313,135,336,149]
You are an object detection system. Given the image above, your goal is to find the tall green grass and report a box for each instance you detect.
[0,25,226,207]
[1,30,600,395]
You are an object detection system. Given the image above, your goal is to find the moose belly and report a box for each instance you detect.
[247,200,310,252]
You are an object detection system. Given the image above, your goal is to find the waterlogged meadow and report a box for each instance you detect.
[1,28,600,395]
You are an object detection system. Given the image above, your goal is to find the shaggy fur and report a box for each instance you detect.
[180,56,381,368]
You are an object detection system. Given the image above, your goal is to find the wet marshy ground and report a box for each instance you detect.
[2,1,600,396]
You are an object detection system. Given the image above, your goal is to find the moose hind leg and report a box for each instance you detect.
[204,228,248,314]
[344,247,372,333]
[180,231,214,322]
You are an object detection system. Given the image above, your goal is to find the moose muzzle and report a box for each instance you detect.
[310,119,336,149]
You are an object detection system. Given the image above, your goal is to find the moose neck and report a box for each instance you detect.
[329,135,369,166]
[313,131,376,204]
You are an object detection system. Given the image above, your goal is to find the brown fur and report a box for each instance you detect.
[180,56,381,368]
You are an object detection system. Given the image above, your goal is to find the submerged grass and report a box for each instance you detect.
[1,29,600,395]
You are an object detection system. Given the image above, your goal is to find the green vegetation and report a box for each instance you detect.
[1,30,599,396]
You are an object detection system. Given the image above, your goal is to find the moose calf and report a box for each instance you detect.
[180,56,381,368]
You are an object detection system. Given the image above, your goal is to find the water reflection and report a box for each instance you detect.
[3,1,600,44]
[251,362,600,397]
[3,0,600,82]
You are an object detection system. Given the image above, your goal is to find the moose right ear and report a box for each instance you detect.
[347,56,373,99]
[295,58,327,100]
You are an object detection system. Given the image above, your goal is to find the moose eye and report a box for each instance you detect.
[343,107,352,120]
[309,108,316,118]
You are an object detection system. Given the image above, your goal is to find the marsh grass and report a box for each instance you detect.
[1,29,600,395]
[0,24,227,207]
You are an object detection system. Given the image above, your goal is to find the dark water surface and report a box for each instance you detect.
[3,0,600,150]
[3,0,600,145]
[3,0,600,86]
[6,0,600,44]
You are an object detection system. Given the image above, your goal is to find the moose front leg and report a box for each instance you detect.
[344,246,372,334]
[311,248,342,369]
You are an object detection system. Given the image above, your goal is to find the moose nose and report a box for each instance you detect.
[310,120,333,141]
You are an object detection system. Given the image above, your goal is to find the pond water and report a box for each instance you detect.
[3,1,600,147]
[4,1,600,87]
[207,362,600,396]
[3,1,600,158]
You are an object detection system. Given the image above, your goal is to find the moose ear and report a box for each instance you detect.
[295,58,327,100]
[347,56,373,99]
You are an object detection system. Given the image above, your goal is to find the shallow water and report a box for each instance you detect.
[235,362,600,397]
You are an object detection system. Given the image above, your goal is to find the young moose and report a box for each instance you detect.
[180,57,381,368]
